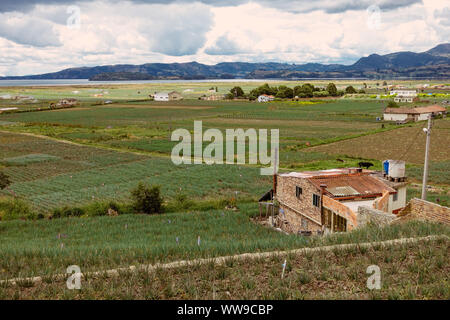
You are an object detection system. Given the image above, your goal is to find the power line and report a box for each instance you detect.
[396,125,424,161]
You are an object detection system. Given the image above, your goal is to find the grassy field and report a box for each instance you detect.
[0,220,448,299]
[309,119,450,165]
[0,131,270,212]
[1,91,449,210]
[0,81,449,300]
[0,211,447,281]
[309,118,450,186]
[1,79,448,101]
[0,96,406,214]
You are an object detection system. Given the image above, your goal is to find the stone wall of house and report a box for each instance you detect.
[276,175,322,225]
[373,190,389,212]
[396,198,450,225]
[322,195,357,230]
[357,206,397,228]
[277,205,322,234]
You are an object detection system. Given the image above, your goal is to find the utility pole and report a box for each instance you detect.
[272,148,278,227]
[421,115,432,200]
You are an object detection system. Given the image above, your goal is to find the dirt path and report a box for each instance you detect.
[2,234,447,287]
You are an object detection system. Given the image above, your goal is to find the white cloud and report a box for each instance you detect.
[0,0,447,76]
[140,3,214,56]
[0,12,61,47]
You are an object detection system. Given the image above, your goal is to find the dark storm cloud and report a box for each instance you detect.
[0,0,423,13]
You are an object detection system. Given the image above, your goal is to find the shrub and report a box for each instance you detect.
[345,86,357,94]
[174,192,193,210]
[0,172,11,190]
[84,201,134,216]
[131,182,163,214]
[61,206,84,218]
[49,201,135,219]
[0,198,35,221]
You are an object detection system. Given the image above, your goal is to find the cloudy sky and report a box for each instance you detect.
[0,0,448,76]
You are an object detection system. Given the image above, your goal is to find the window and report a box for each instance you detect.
[295,186,302,199]
[393,193,398,202]
[313,194,320,207]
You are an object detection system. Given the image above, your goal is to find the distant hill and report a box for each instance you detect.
[1,43,449,80]
[426,43,450,58]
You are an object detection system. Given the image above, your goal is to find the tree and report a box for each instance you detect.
[345,86,357,94]
[294,84,314,98]
[387,101,399,108]
[131,182,163,214]
[326,83,338,96]
[230,86,244,98]
[276,85,294,99]
[313,91,329,97]
[0,172,11,191]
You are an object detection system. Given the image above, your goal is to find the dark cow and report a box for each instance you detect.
[358,161,374,169]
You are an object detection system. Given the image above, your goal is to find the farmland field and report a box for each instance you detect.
[0,131,270,212]
[1,82,450,211]
[3,236,447,300]
[309,119,450,165]
[0,81,449,300]
[0,213,447,282]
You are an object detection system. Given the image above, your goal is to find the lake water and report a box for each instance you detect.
[0,79,277,87]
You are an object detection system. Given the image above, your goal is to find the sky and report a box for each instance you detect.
[0,0,448,76]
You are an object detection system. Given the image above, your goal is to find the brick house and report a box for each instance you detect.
[264,168,407,235]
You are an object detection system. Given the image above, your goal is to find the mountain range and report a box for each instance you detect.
[1,43,449,80]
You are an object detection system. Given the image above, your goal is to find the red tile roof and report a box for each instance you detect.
[385,105,447,114]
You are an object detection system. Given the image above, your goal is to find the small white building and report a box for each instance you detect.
[384,105,447,122]
[258,94,275,103]
[154,92,169,101]
[390,90,417,103]
[154,91,183,102]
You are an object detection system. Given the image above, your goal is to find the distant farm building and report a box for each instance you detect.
[390,89,417,103]
[57,98,78,106]
[200,94,225,101]
[384,105,447,122]
[258,94,275,103]
[0,107,18,113]
[154,91,183,101]
[260,165,407,234]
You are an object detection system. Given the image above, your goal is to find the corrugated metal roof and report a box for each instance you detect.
[308,174,396,198]
[327,186,360,197]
